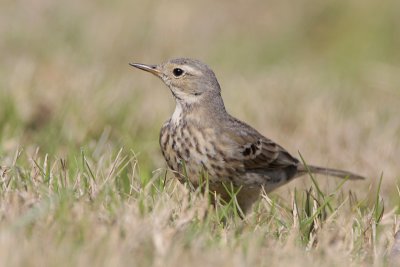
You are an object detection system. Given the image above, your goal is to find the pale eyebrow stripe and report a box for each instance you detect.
[182,65,202,76]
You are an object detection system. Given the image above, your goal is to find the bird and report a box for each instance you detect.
[129,58,365,214]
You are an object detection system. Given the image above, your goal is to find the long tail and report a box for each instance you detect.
[297,164,365,180]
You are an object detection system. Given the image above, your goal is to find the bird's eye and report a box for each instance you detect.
[172,68,184,77]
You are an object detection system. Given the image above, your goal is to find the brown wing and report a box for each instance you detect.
[240,138,299,170]
[224,117,300,182]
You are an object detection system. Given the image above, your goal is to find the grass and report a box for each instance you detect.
[0,147,394,266]
[1,0,400,266]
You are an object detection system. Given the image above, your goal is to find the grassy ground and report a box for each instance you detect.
[1,0,400,266]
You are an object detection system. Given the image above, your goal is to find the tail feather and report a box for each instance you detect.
[297,164,365,180]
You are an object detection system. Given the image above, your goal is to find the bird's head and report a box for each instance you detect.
[130,58,222,105]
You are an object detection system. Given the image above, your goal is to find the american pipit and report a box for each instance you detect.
[130,58,364,213]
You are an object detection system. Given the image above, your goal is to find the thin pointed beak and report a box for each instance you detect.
[129,63,161,76]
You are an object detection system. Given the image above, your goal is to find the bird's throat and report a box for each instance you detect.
[171,102,184,125]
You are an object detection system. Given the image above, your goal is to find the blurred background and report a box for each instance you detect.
[1,0,399,200]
